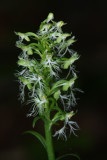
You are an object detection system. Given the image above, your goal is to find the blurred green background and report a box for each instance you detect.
[0,0,107,160]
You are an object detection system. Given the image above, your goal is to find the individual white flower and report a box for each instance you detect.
[53,112,79,140]
[15,32,30,42]
[30,89,47,114]
[53,126,67,140]
[18,82,25,103]
[40,24,52,34]
[60,94,69,110]
[66,65,77,79]
[27,91,47,116]
[42,54,60,77]
[15,68,27,77]
[66,86,78,110]
[56,21,65,32]
[67,121,79,136]
[57,39,75,57]
[35,96,46,113]
[27,103,38,117]
[24,73,44,90]
[65,113,79,136]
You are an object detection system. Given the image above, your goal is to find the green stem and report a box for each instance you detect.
[44,112,55,160]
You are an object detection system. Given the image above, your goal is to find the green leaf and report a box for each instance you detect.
[32,117,41,128]
[23,130,46,150]
[56,153,80,160]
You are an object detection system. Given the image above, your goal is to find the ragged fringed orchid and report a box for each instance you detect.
[15,13,80,160]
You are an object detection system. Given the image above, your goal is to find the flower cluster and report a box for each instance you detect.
[15,13,80,140]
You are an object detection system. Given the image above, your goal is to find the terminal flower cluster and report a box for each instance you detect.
[15,13,80,140]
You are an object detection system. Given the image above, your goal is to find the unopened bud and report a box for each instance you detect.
[54,90,60,100]
[57,21,65,28]
[17,59,28,67]
[47,13,54,22]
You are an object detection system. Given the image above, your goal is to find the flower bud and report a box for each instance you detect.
[54,90,60,100]
[27,48,33,55]
[62,83,69,91]
[17,59,28,67]
[47,13,54,22]
[57,21,65,28]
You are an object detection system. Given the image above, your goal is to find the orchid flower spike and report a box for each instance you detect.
[15,12,81,142]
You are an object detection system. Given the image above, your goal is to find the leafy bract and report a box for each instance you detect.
[23,130,46,149]
[32,116,41,128]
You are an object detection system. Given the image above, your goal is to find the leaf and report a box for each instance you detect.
[56,153,80,160]
[32,117,41,128]
[23,130,46,150]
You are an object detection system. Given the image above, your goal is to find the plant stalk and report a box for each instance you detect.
[44,113,55,160]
